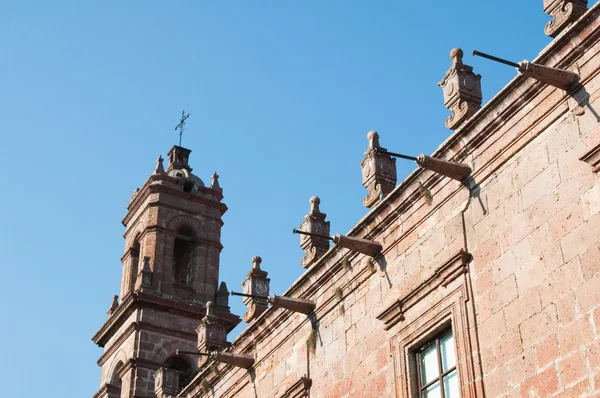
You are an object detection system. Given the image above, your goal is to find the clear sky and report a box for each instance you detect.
[0,1,552,396]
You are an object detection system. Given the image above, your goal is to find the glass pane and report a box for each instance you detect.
[420,343,439,385]
[423,381,442,398]
[441,332,456,372]
[443,370,460,398]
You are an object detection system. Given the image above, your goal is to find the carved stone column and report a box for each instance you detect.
[360,131,397,208]
[241,256,270,323]
[154,367,179,398]
[544,0,588,38]
[438,48,482,130]
[298,196,330,268]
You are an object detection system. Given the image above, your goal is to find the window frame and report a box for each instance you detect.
[416,330,458,398]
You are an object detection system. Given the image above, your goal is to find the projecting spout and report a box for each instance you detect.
[270,295,316,315]
[211,351,255,369]
[332,234,383,257]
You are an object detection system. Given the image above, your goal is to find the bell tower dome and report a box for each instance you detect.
[92,145,240,398]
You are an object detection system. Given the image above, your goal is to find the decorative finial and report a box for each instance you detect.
[309,196,321,215]
[154,155,165,175]
[107,295,119,316]
[450,48,464,66]
[174,110,190,147]
[206,301,214,316]
[367,131,380,149]
[298,196,330,268]
[252,256,262,270]
[438,47,482,130]
[361,131,397,208]
[211,172,221,190]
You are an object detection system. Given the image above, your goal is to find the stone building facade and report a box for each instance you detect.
[94,2,600,397]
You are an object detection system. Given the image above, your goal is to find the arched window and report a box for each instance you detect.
[110,361,124,396]
[165,356,193,389]
[130,239,141,290]
[173,227,195,285]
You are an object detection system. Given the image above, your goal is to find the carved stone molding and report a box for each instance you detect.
[382,249,483,398]
[280,377,312,398]
[438,49,482,130]
[579,142,600,172]
[544,0,588,38]
[376,250,470,330]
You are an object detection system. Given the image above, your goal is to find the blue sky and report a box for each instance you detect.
[0,1,551,396]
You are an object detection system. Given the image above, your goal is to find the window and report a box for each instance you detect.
[416,330,459,398]
[173,227,195,285]
[110,361,123,395]
[130,240,140,290]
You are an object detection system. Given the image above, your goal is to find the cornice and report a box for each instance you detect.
[376,250,470,331]
[92,292,206,347]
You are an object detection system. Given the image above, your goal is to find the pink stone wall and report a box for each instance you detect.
[183,4,600,398]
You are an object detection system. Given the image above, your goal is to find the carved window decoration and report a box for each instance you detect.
[415,330,459,398]
[173,226,196,286]
[377,250,484,398]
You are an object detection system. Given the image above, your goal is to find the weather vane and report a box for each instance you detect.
[174,110,190,146]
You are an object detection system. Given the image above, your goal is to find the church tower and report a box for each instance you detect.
[92,145,240,398]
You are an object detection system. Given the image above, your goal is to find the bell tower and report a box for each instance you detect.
[92,145,240,398]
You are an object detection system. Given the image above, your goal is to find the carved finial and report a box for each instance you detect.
[450,48,464,66]
[544,0,588,37]
[252,256,262,270]
[154,155,165,175]
[439,47,482,130]
[361,131,397,208]
[211,172,221,190]
[367,131,380,149]
[309,196,322,215]
[299,196,330,268]
[242,257,270,323]
[206,301,214,316]
[107,295,119,316]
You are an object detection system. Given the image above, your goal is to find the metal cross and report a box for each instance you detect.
[174,110,190,146]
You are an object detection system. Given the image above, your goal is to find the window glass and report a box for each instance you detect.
[443,369,459,398]
[417,329,459,398]
[424,381,442,398]
[440,332,456,372]
[420,343,439,385]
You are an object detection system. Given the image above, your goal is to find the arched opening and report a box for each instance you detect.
[173,226,195,285]
[130,239,141,290]
[110,361,124,396]
[165,356,193,389]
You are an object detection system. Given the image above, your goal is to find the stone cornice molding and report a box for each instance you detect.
[376,250,470,331]
[92,292,207,347]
